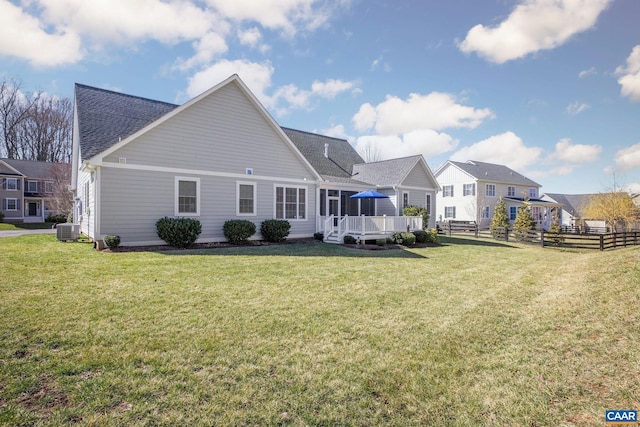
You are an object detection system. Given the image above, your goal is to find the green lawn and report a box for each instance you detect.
[1,235,638,426]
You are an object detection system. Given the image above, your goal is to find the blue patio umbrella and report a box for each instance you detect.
[349,189,389,199]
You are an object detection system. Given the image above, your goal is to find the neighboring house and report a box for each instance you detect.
[541,193,607,232]
[434,160,558,230]
[72,74,439,246]
[0,158,68,223]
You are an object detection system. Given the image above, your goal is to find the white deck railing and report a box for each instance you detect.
[318,215,423,241]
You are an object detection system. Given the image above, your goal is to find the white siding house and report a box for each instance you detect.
[435,160,557,230]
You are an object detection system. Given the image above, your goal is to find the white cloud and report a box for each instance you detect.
[1,0,344,68]
[0,0,83,67]
[321,124,352,141]
[204,0,333,35]
[352,92,494,135]
[566,101,589,115]
[578,66,596,78]
[174,31,229,71]
[186,61,357,116]
[616,45,640,102]
[238,27,262,47]
[451,132,543,172]
[614,143,640,172]
[551,138,601,163]
[311,79,355,99]
[186,59,275,101]
[355,130,458,161]
[459,0,612,64]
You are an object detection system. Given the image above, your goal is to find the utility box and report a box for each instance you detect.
[56,223,79,242]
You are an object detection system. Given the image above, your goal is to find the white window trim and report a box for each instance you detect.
[5,178,18,191]
[274,184,308,221]
[507,186,516,197]
[481,206,490,219]
[27,180,38,192]
[402,191,409,209]
[236,181,257,216]
[5,198,18,211]
[443,185,454,197]
[486,184,496,197]
[45,181,54,193]
[175,176,200,217]
[444,206,456,219]
[529,188,537,198]
[463,183,475,196]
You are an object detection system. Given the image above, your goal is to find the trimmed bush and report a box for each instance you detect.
[343,235,357,244]
[313,232,324,241]
[403,205,429,229]
[425,228,439,243]
[376,238,386,246]
[223,220,256,245]
[156,217,202,248]
[103,235,121,249]
[413,230,429,243]
[67,212,74,223]
[46,213,68,224]
[393,232,416,246]
[0,212,3,223]
[260,219,291,243]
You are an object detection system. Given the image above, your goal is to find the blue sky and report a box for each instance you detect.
[1,0,639,194]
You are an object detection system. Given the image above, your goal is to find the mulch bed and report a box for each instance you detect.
[102,238,440,253]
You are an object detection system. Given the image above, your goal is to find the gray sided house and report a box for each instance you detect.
[435,160,558,230]
[541,193,607,232]
[1,158,69,223]
[72,75,439,246]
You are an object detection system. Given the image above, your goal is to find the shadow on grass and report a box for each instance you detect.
[439,235,520,249]
[157,242,428,259]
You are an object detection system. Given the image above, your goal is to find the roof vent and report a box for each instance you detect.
[324,143,329,158]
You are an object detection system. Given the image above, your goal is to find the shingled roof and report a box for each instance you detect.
[0,158,68,179]
[282,127,369,185]
[542,193,596,217]
[444,160,540,187]
[75,84,178,160]
[353,156,425,187]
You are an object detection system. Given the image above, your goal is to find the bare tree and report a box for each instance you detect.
[46,162,73,216]
[0,78,40,159]
[0,77,72,162]
[358,140,382,162]
[17,96,73,162]
[582,175,640,232]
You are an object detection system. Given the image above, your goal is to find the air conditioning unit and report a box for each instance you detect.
[56,223,79,241]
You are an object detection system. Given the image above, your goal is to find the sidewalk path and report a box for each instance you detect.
[0,228,56,237]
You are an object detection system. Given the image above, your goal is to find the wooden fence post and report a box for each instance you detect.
[599,234,604,251]
[504,226,509,242]
[540,230,545,247]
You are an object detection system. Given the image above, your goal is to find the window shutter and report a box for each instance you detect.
[2,198,5,210]
[16,179,20,190]
[1,178,5,189]
[453,206,456,219]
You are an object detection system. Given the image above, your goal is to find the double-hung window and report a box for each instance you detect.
[529,188,537,199]
[486,184,496,197]
[3,198,18,210]
[425,194,431,215]
[2,178,18,191]
[443,185,454,197]
[463,183,475,196]
[237,182,256,216]
[45,182,54,193]
[444,206,456,219]
[507,186,516,197]
[509,206,517,221]
[275,186,306,220]
[175,177,200,216]
[27,180,38,193]
[403,192,409,209]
